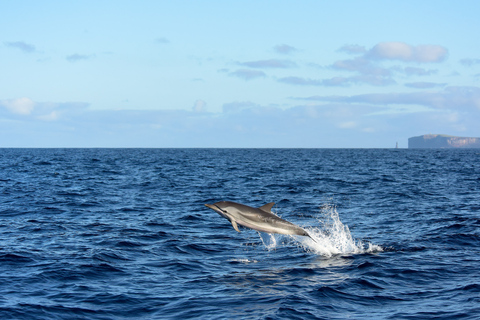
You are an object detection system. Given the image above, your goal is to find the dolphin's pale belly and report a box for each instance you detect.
[237,216,307,236]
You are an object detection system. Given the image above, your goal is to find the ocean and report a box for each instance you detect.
[0,148,479,319]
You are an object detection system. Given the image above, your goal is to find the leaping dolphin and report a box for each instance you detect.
[204,201,315,241]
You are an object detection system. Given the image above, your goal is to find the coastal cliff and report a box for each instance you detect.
[408,134,480,148]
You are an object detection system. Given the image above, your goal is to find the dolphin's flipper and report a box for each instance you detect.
[231,219,241,232]
[258,202,275,213]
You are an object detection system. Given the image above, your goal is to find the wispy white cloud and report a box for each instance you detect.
[318,77,351,87]
[155,37,170,44]
[4,41,36,53]
[338,121,357,129]
[332,57,392,77]
[66,53,95,62]
[404,82,446,89]
[351,75,397,86]
[459,58,480,66]
[0,97,35,115]
[337,44,366,54]
[367,42,448,63]
[333,43,447,78]
[278,77,325,86]
[278,75,395,87]
[228,69,266,80]
[401,67,438,76]
[192,99,207,113]
[222,101,258,113]
[279,42,448,88]
[299,86,480,111]
[239,59,296,69]
[0,97,89,120]
[273,44,297,55]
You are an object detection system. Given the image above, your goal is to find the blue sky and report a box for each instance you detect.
[1,1,480,147]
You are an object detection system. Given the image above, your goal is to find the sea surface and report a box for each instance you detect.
[0,148,479,319]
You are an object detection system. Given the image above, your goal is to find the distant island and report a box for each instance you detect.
[408,134,480,148]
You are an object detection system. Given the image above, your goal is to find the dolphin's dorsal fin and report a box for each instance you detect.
[259,202,275,213]
[231,220,241,232]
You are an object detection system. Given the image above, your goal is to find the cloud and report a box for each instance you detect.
[155,37,170,44]
[2,96,478,148]
[351,75,396,86]
[228,41,448,90]
[37,111,60,121]
[318,77,351,87]
[192,100,207,112]
[0,97,35,115]
[222,101,258,113]
[404,82,446,89]
[278,75,395,87]
[332,57,391,76]
[66,53,95,62]
[274,44,297,55]
[0,97,89,121]
[367,42,448,62]
[338,44,366,54]
[402,67,437,76]
[278,76,325,86]
[239,59,296,69]
[298,42,448,88]
[229,69,266,80]
[300,86,480,110]
[338,121,357,129]
[4,41,36,53]
[460,58,480,66]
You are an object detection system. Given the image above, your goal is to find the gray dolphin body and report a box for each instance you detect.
[205,201,314,240]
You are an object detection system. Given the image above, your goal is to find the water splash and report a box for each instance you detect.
[258,232,277,251]
[257,203,383,257]
[301,204,383,257]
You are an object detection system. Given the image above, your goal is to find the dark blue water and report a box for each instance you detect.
[0,149,479,319]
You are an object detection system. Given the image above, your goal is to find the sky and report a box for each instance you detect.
[1,1,480,148]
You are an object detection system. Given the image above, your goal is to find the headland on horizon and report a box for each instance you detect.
[408,134,480,148]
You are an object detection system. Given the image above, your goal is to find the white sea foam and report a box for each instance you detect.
[301,204,383,257]
[228,258,258,264]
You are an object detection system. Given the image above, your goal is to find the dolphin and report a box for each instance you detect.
[204,201,315,241]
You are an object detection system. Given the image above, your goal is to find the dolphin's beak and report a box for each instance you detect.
[205,204,219,212]
[205,203,223,214]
